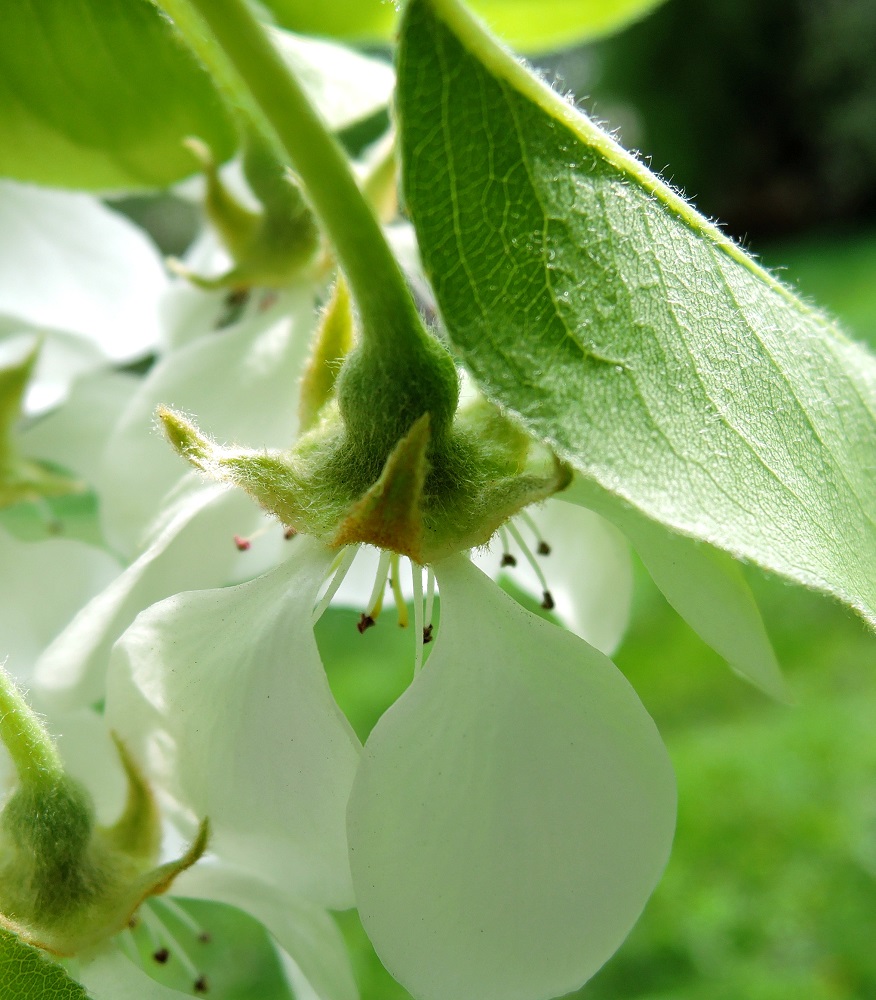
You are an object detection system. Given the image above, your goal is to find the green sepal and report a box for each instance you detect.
[159,393,569,563]
[298,278,355,433]
[331,412,432,560]
[0,771,209,957]
[0,345,82,511]
[171,130,320,291]
[0,671,208,957]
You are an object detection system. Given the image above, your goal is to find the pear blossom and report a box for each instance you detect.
[105,527,675,1000]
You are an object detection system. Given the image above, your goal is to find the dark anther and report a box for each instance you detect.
[357,614,376,634]
[194,974,209,993]
[541,590,555,611]
[225,288,249,309]
[423,624,434,644]
[217,288,251,329]
[153,948,170,965]
[128,915,139,929]
[537,540,551,556]
[283,526,297,540]
[198,931,212,944]
[500,553,517,567]
[233,534,251,551]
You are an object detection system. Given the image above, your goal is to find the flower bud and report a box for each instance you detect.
[0,668,207,956]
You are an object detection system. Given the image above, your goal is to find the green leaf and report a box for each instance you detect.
[0,926,89,1000]
[261,0,664,51]
[0,0,236,190]
[397,0,876,628]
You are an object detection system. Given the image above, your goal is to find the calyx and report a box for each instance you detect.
[160,280,569,563]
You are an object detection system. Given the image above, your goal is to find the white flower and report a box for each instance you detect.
[106,531,675,1000]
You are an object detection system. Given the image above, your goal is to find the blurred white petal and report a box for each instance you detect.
[0,527,119,682]
[0,180,166,363]
[107,537,361,907]
[99,289,315,557]
[19,369,140,483]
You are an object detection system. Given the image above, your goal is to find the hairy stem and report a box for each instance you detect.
[159,0,424,354]
[0,666,63,786]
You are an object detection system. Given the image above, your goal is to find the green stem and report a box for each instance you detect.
[165,0,423,353]
[0,666,63,785]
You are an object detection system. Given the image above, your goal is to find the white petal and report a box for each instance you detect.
[106,537,362,908]
[562,478,788,700]
[474,500,633,654]
[53,708,128,825]
[0,180,166,361]
[0,527,119,681]
[271,29,394,131]
[78,944,189,1000]
[33,482,254,709]
[348,554,676,1000]
[176,862,359,1000]
[99,288,315,557]
[19,369,140,483]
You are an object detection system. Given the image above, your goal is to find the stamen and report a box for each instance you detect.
[194,974,210,993]
[412,562,425,675]
[312,546,358,623]
[258,289,278,312]
[152,897,212,945]
[364,550,391,622]
[519,511,551,556]
[424,568,436,643]
[390,554,409,628]
[232,519,278,552]
[507,522,555,611]
[283,526,297,540]
[137,903,164,954]
[118,928,141,965]
[139,901,205,987]
[498,526,517,567]
[357,614,376,634]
